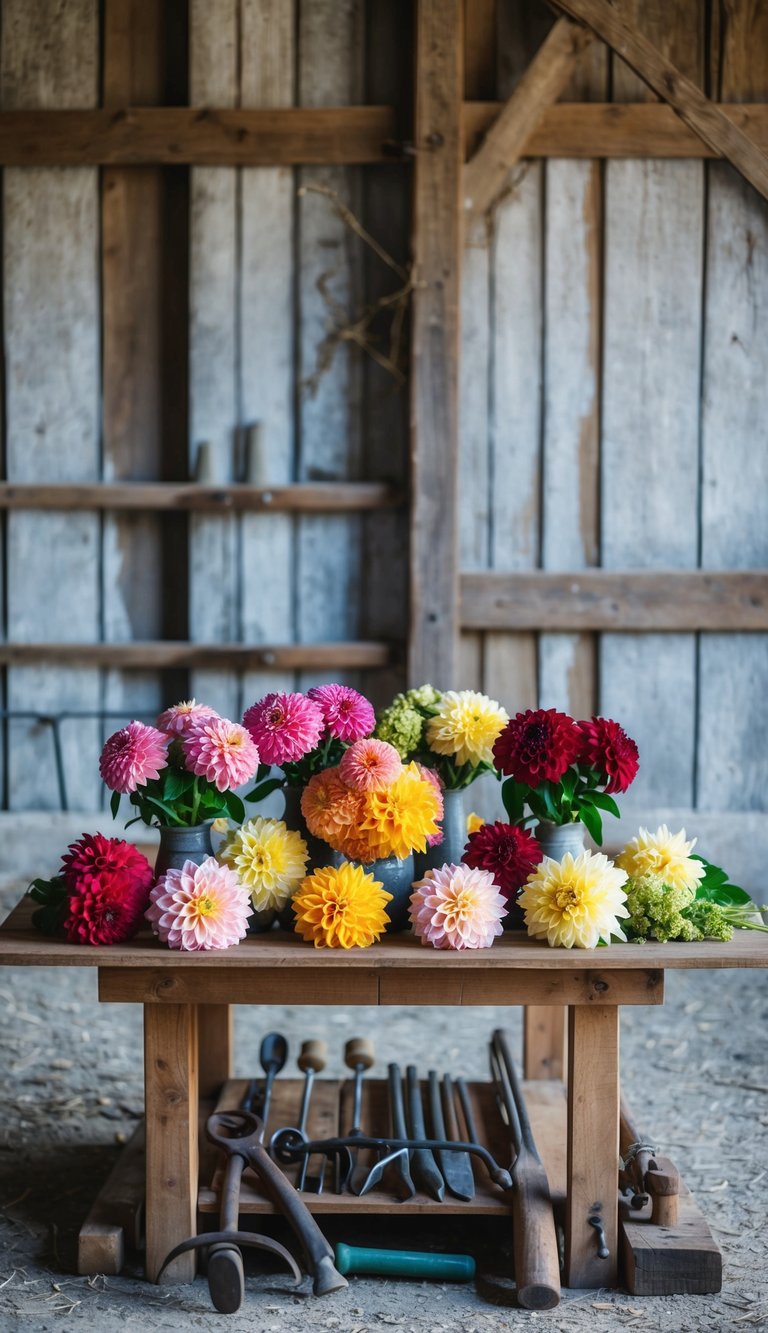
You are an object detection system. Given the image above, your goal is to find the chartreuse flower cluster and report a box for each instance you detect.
[375,685,508,791]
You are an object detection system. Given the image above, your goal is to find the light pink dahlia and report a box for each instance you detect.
[307,684,375,742]
[339,738,402,791]
[146,856,252,951]
[99,721,169,794]
[243,692,324,765]
[182,717,260,792]
[156,699,220,737]
[409,863,506,951]
[417,764,445,847]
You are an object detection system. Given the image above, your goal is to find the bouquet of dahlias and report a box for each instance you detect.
[28,832,154,945]
[493,709,639,846]
[375,685,509,791]
[242,684,377,801]
[101,700,260,828]
[301,739,441,862]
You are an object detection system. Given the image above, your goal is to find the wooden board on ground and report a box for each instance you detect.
[78,1122,145,1275]
[621,1182,722,1296]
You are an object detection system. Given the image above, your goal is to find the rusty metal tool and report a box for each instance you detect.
[430,1070,474,1201]
[490,1028,561,1311]
[240,1029,288,1119]
[385,1062,417,1199]
[269,1039,328,1192]
[274,1129,511,1191]
[405,1065,444,1200]
[342,1037,375,1193]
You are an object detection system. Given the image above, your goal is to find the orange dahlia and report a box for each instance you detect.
[301,767,364,850]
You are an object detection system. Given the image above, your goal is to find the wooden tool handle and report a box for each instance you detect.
[298,1039,328,1073]
[344,1037,375,1070]
[647,1155,680,1226]
[512,1151,562,1311]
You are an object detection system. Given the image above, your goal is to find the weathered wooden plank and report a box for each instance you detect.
[523,1007,567,1081]
[698,3,768,814]
[458,230,491,692]
[465,0,497,101]
[409,0,463,687]
[600,0,704,810]
[0,482,401,511]
[102,0,165,744]
[197,1004,233,1100]
[78,1122,145,1275]
[240,0,297,709]
[189,0,239,718]
[144,1004,198,1283]
[2,0,100,811]
[565,1005,619,1287]
[464,18,592,226]
[553,0,768,201]
[460,570,768,631]
[0,642,391,670]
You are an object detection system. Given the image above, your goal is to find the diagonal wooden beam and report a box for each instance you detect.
[463,17,593,226]
[551,0,768,201]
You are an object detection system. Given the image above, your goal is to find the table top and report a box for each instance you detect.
[2,893,768,972]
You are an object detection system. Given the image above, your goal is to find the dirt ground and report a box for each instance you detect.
[1,879,767,1333]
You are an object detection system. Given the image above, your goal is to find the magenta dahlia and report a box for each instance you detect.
[243,691,324,765]
[61,832,154,896]
[307,684,375,742]
[493,708,582,787]
[63,874,152,946]
[99,721,168,794]
[578,716,639,794]
[182,717,260,792]
[463,821,542,899]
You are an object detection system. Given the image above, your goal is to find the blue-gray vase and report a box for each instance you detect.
[414,788,467,880]
[154,822,213,880]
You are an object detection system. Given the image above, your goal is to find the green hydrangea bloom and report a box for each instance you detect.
[405,684,443,709]
[625,872,697,942]
[375,697,425,759]
[681,900,734,942]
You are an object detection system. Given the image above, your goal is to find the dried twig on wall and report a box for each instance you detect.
[298,182,414,394]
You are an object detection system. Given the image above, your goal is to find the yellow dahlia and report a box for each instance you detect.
[466,812,485,835]
[360,763,440,860]
[301,768,364,850]
[615,825,705,896]
[217,817,308,911]
[519,850,629,949]
[293,861,392,948]
[426,690,509,767]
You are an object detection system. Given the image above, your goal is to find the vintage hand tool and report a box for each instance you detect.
[335,1242,476,1281]
[240,1030,288,1118]
[430,1070,475,1201]
[620,1094,680,1224]
[384,1062,417,1199]
[275,1130,511,1194]
[490,1028,561,1311]
[405,1065,445,1200]
[342,1037,375,1193]
[269,1039,328,1192]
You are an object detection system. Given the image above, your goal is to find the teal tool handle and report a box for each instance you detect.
[334,1242,475,1281]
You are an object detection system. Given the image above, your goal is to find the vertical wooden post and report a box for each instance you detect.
[197,1003,233,1100]
[409,0,463,687]
[523,1006,567,1081]
[144,1004,199,1284]
[565,1005,619,1288]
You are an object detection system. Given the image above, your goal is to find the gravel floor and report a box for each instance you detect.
[1,882,767,1333]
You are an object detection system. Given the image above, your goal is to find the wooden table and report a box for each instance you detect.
[2,892,767,1290]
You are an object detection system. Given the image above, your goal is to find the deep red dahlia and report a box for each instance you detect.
[492,708,581,786]
[61,832,154,895]
[463,821,542,898]
[578,716,639,794]
[62,875,151,946]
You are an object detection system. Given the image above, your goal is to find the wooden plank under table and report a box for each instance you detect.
[2,894,767,1289]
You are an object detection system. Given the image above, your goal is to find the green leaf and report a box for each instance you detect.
[709,884,752,908]
[579,790,621,818]
[244,778,285,804]
[501,778,526,825]
[110,789,121,819]
[142,793,185,825]
[256,763,272,783]
[163,769,195,802]
[224,791,245,824]
[578,801,603,846]
[539,782,560,822]
[560,770,578,802]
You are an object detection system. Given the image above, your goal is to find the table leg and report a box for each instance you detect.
[144,1003,199,1284]
[564,1005,619,1288]
[523,1005,567,1081]
[197,1003,233,1099]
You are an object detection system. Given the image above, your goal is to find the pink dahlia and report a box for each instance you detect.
[146,856,252,951]
[339,738,402,791]
[61,832,154,897]
[578,716,639,794]
[409,863,506,951]
[182,717,260,792]
[99,721,168,794]
[493,708,582,787]
[463,821,542,899]
[243,692,324,765]
[307,684,375,742]
[156,699,220,736]
[63,874,151,946]
[417,764,445,847]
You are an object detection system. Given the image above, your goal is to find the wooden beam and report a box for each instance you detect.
[565,1005,619,1287]
[144,1003,198,1283]
[409,0,464,687]
[463,18,593,224]
[0,482,403,512]
[0,642,393,670]
[460,570,768,632]
[552,0,768,201]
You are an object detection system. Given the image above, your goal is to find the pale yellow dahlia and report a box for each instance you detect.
[519,850,629,949]
[615,825,705,896]
[218,817,308,911]
[293,861,392,948]
[360,763,441,860]
[426,690,508,767]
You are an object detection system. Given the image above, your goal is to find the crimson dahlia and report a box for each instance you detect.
[463,820,542,898]
[61,832,154,895]
[63,875,151,946]
[578,717,639,794]
[493,708,582,786]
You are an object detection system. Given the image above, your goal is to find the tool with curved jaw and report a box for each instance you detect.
[270,1128,512,1192]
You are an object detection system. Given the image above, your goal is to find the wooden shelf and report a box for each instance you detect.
[0,482,403,512]
[0,641,393,671]
[0,104,765,166]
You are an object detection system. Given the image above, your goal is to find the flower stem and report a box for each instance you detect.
[190,777,201,828]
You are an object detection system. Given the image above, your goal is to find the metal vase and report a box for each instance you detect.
[535,819,586,861]
[415,787,467,879]
[154,822,214,880]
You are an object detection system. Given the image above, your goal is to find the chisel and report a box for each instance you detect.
[428,1070,474,1201]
